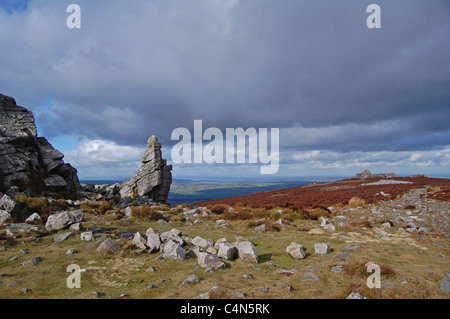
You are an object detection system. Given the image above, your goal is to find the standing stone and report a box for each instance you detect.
[120,136,172,203]
[286,243,306,259]
[235,241,258,263]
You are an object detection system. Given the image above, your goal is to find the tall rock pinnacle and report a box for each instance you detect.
[120,135,172,203]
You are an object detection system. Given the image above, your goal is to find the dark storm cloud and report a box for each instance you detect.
[1,0,449,152]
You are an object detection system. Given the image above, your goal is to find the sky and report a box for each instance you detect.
[0,0,449,180]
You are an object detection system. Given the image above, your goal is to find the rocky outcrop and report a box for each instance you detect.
[355,170,397,179]
[0,94,81,197]
[120,135,172,203]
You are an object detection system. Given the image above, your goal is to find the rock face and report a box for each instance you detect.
[355,170,397,179]
[119,135,172,203]
[0,94,81,196]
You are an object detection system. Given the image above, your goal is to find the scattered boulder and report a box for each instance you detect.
[180,274,202,287]
[45,210,83,231]
[314,243,330,255]
[132,232,147,250]
[24,213,42,225]
[217,243,238,261]
[235,241,258,263]
[96,238,121,254]
[53,232,74,243]
[163,240,186,260]
[192,236,214,250]
[80,231,94,242]
[0,210,12,226]
[197,252,225,270]
[0,195,22,218]
[286,242,306,260]
[146,234,162,253]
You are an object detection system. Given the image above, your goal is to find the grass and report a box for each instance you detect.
[1,207,449,299]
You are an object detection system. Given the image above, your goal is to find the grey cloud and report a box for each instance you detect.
[0,0,449,156]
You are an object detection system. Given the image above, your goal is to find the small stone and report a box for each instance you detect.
[180,274,202,287]
[331,265,343,273]
[146,267,155,273]
[243,273,254,279]
[20,288,29,294]
[20,248,30,254]
[346,292,367,299]
[65,249,78,255]
[80,231,94,242]
[323,224,336,233]
[9,255,19,262]
[234,291,245,298]
[11,280,19,287]
[53,232,74,243]
[258,287,269,293]
[302,271,320,281]
[276,268,298,276]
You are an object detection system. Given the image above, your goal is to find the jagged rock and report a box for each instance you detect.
[346,292,367,299]
[0,195,22,217]
[96,238,121,254]
[132,232,147,250]
[192,236,214,249]
[146,234,161,253]
[45,210,83,231]
[286,242,306,259]
[24,213,42,225]
[198,252,225,269]
[355,170,397,179]
[162,240,186,260]
[0,210,12,226]
[180,274,202,287]
[235,241,258,263]
[0,94,81,197]
[217,243,238,261]
[120,136,172,203]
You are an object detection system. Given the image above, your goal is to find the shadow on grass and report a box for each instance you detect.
[258,253,272,263]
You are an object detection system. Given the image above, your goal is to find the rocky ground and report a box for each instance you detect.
[0,179,449,299]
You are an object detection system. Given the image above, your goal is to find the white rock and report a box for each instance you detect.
[314,243,330,255]
[286,242,306,259]
[235,241,258,263]
[80,231,94,242]
[217,243,238,260]
[192,236,214,249]
[198,252,225,269]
